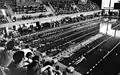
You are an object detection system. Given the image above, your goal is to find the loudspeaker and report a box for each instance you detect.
[114,3,120,9]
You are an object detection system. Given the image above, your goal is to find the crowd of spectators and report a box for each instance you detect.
[0,7,101,75]
[10,3,55,21]
[6,12,101,48]
[0,1,101,75]
[0,22,102,75]
[13,4,47,14]
[12,13,100,38]
[48,0,99,15]
[9,0,100,21]
[89,0,100,10]
[77,0,99,12]
[0,15,8,24]
[0,38,66,75]
[5,14,100,59]
[0,15,101,75]
[13,13,53,21]
[49,0,78,15]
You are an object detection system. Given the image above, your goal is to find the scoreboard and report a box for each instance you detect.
[114,3,120,9]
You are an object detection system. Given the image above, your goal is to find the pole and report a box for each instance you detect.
[108,0,112,16]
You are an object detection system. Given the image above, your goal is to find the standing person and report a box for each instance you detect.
[8,51,27,75]
[6,38,15,50]
[0,38,16,68]
[0,48,14,68]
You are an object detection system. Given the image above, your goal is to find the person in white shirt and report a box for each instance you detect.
[21,45,33,56]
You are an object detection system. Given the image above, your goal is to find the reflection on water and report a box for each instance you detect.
[99,18,120,38]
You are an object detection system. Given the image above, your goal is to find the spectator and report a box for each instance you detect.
[0,48,14,68]
[26,52,33,60]
[24,52,33,66]
[6,38,15,50]
[8,51,27,75]
[21,45,33,57]
[62,71,67,75]
[0,15,8,24]
[43,67,54,75]
[18,25,23,35]
[54,66,63,75]
[27,55,42,75]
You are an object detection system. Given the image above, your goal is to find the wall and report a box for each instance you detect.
[102,0,119,9]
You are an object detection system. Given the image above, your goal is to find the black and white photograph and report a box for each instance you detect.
[0,0,120,75]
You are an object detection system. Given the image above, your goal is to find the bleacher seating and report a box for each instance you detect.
[9,13,97,38]
[0,15,8,24]
[10,13,99,49]
[0,0,102,75]
[0,2,6,9]
[13,4,47,14]
[89,0,100,10]
[49,0,79,15]
[2,0,100,21]
[77,0,99,12]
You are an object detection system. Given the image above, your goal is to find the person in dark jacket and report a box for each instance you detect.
[27,55,42,75]
[8,51,27,75]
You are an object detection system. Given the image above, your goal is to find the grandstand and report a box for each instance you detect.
[0,0,100,21]
[1,0,120,75]
[0,3,9,24]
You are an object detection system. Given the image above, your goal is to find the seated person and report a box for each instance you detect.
[27,55,52,75]
[43,60,54,67]
[62,71,67,75]
[42,67,54,75]
[54,66,62,75]
[21,45,33,57]
[24,52,33,66]
[8,51,27,75]
[42,56,54,66]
